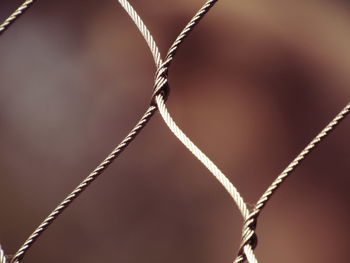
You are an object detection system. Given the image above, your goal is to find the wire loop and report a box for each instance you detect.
[151,62,170,105]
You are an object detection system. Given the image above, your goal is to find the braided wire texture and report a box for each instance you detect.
[8,0,162,261]
[255,103,350,213]
[0,0,34,36]
[157,89,349,263]
[122,1,259,261]
[234,102,349,263]
[10,0,223,262]
[155,95,259,263]
[1,0,349,262]
[155,95,249,218]
[11,106,157,263]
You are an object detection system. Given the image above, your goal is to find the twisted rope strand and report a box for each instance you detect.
[118,0,162,68]
[233,103,350,263]
[4,0,347,263]
[12,1,164,262]
[117,1,259,262]
[255,102,350,213]
[162,0,218,70]
[11,106,157,263]
[155,94,249,218]
[0,0,34,36]
[12,0,225,262]
[155,94,259,263]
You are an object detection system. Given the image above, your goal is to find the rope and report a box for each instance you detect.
[0,0,34,36]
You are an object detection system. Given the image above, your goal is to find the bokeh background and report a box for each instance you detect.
[0,0,349,262]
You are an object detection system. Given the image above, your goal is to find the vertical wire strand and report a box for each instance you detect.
[0,0,34,36]
[0,246,6,263]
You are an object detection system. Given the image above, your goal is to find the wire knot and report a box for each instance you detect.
[235,210,259,263]
[150,63,170,106]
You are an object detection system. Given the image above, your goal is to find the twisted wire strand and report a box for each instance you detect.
[254,102,350,213]
[232,103,350,263]
[11,0,163,262]
[11,106,157,263]
[162,0,217,70]
[0,0,34,36]
[155,94,249,218]
[110,1,259,263]
[117,0,162,68]
[0,246,6,263]
[150,1,260,262]
[155,95,258,263]
[11,0,223,262]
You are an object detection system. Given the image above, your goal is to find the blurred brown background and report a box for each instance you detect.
[0,0,349,262]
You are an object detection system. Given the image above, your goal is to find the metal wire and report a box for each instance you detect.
[232,102,350,263]
[255,103,350,213]
[0,246,6,263]
[0,0,34,36]
[10,1,162,262]
[1,0,349,263]
[155,94,258,263]
[157,89,349,263]
[11,106,158,263]
[121,1,259,262]
[10,0,225,262]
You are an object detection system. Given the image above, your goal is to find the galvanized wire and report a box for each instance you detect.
[121,1,259,262]
[10,0,225,262]
[0,0,34,36]
[233,102,350,263]
[10,1,161,262]
[157,93,349,263]
[156,88,349,263]
[1,0,349,263]
[11,105,158,263]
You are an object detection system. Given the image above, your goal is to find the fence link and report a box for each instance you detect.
[1,1,349,263]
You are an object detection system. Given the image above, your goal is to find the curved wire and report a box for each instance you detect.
[0,0,34,36]
[0,246,6,263]
[155,94,249,218]
[157,89,349,263]
[155,94,258,263]
[11,2,162,262]
[11,0,227,262]
[234,102,350,263]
